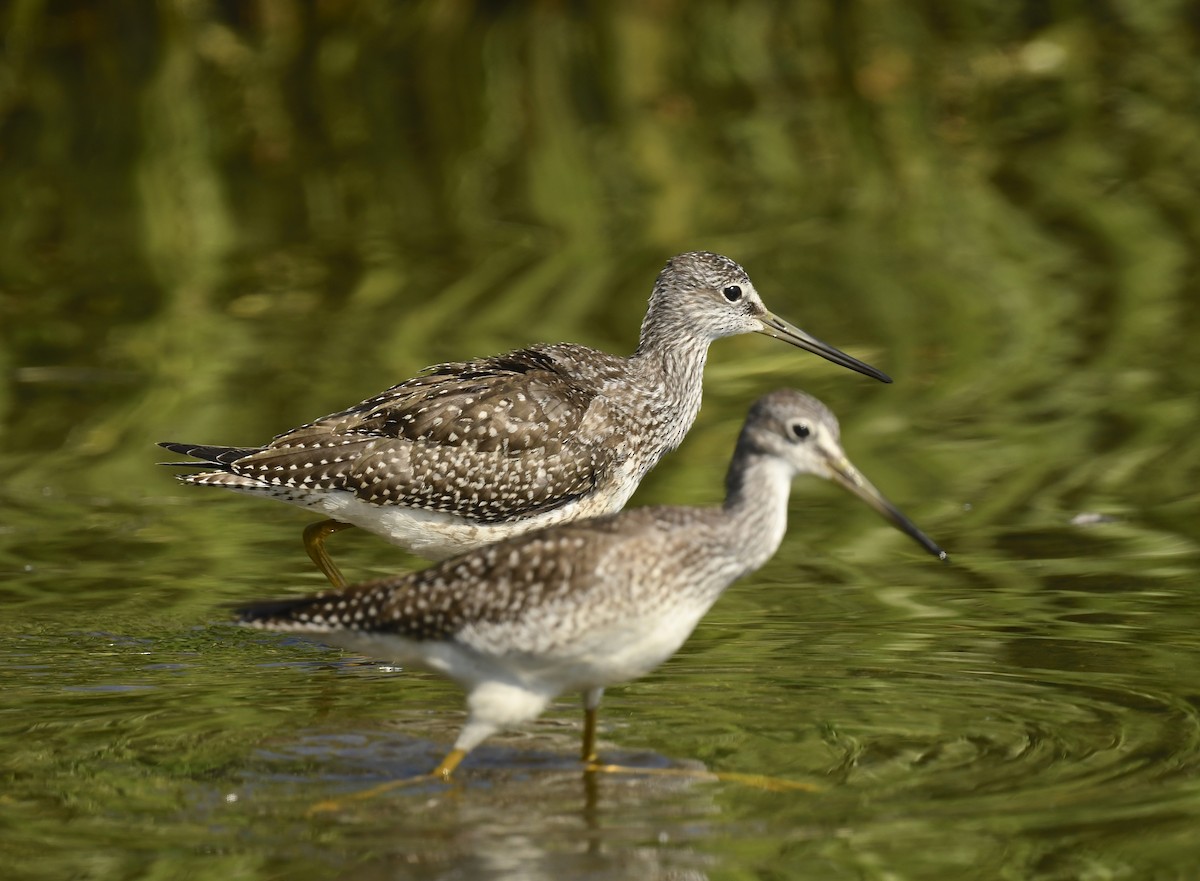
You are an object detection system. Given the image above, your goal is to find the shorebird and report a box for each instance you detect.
[235,389,946,789]
[162,252,891,587]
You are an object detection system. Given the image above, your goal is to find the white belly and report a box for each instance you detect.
[286,484,638,561]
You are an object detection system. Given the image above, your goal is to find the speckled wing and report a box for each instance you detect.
[222,345,630,522]
[237,506,712,647]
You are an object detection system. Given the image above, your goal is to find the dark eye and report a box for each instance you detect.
[722,285,742,302]
[790,422,810,441]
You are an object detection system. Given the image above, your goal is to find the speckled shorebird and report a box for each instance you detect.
[235,389,946,787]
[162,252,891,588]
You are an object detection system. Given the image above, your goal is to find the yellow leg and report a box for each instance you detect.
[303,519,355,588]
[581,687,603,764]
[432,747,467,780]
[583,762,821,794]
[307,748,467,815]
[581,707,598,764]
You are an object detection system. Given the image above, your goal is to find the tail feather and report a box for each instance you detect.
[157,441,264,469]
[234,594,327,625]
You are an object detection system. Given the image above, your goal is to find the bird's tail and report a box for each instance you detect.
[233,594,330,627]
[157,441,263,469]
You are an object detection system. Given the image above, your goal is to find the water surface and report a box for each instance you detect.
[2,4,1199,879]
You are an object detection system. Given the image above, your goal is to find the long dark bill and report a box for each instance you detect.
[756,310,892,384]
[826,454,948,561]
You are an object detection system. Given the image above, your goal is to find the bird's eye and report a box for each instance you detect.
[790,422,811,441]
[722,285,742,302]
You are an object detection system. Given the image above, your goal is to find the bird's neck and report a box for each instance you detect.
[719,446,794,575]
[629,321,712,451]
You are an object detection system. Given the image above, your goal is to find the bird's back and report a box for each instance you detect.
[239,503,732,653]
[172,343,661,523]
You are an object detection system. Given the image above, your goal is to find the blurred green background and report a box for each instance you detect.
[2,2,1199,879]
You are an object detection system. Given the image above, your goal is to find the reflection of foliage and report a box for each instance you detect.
[2,11,1200,870]
[0,1,1197,551]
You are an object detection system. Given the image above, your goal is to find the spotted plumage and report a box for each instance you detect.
[181,346,625,522]
[163,252,891,585]
[236,389,947,781]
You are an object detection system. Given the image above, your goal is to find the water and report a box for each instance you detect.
[3,3,1199,879]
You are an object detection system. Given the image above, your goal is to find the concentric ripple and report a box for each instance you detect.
[805,666,1200,810]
